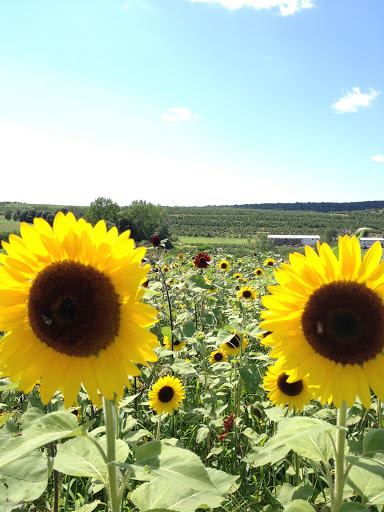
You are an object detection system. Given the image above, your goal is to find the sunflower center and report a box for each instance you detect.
[302,281,384,365]
[173,340,181,346]
[199,258,206,266]
[214,352,223,361]
[28,260,120,357]
[228,334,241,348]
[158,385,174,403]
[243,290,252,299]
[267,261,274,266]
[257,270,262,275]
[277,373,304,397]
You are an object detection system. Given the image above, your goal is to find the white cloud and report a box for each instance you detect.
[332,87,380,113]
[161,107,198,122]
[372,155,384,163]
[188,0,315,16]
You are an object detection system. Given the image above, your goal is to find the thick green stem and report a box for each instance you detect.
[378,399,382,429]
[103,397,120,512]
[333,401,347,512]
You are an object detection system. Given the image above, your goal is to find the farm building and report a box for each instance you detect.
[359,237,384,248]
[268,235,320,247]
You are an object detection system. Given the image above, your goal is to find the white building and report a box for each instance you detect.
[359,237,384,248]
[268,235,320,247]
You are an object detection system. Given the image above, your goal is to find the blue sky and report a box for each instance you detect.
[0,0,383,207]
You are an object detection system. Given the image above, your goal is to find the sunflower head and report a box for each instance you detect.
[233,273,242,280]
[237,286,257,301]
[220,331,248,356]
[163,336,186,352]
[177,253,184,260]
[210,349,228,364]
[193,252,211,269]
[219,260,230,271]
[148,374,185,414]
[151,236,161,247]
[263,362,311,410]
[0,212,159,408]
[264,258,276,267]
[260,235,384,408]
[254,268,264,277]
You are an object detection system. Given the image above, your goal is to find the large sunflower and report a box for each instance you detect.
[263,362,311,410]
[260,236,384,408]
[0,212,159,407]
[220,332,248,356]
[148,374,185,414]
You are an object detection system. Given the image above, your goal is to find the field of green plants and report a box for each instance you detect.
[0,234,383,512]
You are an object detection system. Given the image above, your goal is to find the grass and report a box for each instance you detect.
[178,236,259,245]
[0,216,21,232]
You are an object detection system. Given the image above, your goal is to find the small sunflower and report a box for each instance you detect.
[162,265,170,273]
[264,258,276,267]
[163,336,186,352]
[148,375,185,414]
[220,332,248,356]
[260,235,384,408]
[233,273,242,280]
[263,362,311,410]
[193,252,211,269]
[219,260,230,272]
[204,278,218,293]
[237,286,257,300]
[177,253,184,260]
[211,349,228,364]
[254,268,264,277]
[151,236,161,247]
[0,212,159,407]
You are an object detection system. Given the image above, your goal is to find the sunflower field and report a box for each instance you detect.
[0,214,384,512]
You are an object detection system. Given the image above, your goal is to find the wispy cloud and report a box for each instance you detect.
[332,87,380,113]
[161,107,198,122]
[372,155,384,163]
[187,0,315,16]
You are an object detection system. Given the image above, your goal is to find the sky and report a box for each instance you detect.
[0,0,383,207]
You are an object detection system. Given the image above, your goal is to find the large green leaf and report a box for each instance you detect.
[276,483,314,508]
[131,441,239,512]
[0,450,48,512]
[0,411,89,469]
[347,451,384,504]
[284,499,316,512]
[54,435,129,482]
[363,430,384,453]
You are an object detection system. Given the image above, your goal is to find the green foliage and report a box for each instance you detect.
[86,196,120,226]
[119,200,173,245]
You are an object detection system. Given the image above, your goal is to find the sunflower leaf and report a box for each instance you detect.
[346,451,384,504]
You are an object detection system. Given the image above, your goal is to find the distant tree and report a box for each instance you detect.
[86,197,120,226]
[12,211,18,221]
[321,228,338,244]
[119,200,173,246]
[4,209,12,221]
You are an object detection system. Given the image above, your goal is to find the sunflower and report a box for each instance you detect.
[263,362,311,410]
[193,252,211,269]
[204,278,218,293]
[254,268,264,277]
[151,236,161,247]
[219,260,230,272]
[264,258,276,267]
[177,253,184,260]
[260,235,384,408]
[233,273,242,280]
[0,212,159,408]
[163,336,186,352]
[220,332,248,356]
[162,265,170,273]
[237,286,257,300]
[148,374,185,414]
[210,349,228,364]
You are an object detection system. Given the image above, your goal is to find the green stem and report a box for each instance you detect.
[333,400,347,512]
[155,415,162,440]
[378,399,382,429]
[103,397,120,512]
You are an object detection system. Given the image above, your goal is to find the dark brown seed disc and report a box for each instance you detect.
[28,260,120,357]
[214,352,224,361]
[227,334,241,349]
[277,372,304,397]
[301,281,384,365]
[242,290,252,299]
[158,385,174,403]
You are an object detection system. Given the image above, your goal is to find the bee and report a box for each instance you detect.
[42,313,52,325]
[317,320,324,335]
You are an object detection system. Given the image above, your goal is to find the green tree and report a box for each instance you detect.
[86,197,120,226]
[4,209,12,220]
[119,200,172,246]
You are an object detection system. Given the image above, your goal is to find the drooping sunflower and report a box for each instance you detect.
[210,349,228,364]
[260,235,384,408]
[193,252,211,269]
[219,260,230,272]
[204,277,218,293]
[237,286,257,300]
[264,258,276,267]
[220,332,248,356]
[263,362,312,410]
[163,336,186,352]
[148,374,185,414]
[233,273,242,280]
[254,268,264,277]
[0,212,159,408]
